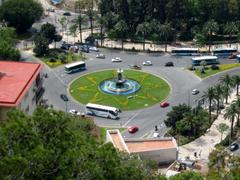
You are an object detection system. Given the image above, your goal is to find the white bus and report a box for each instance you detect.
[213,47,237,57]
[85,103,120,119]
[64,61,86,74]
[192,56,218,66]
[171,48,199,56]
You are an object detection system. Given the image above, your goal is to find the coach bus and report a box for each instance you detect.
[212,47,237,57]
[171,48,199,56]
[192,56,218,66]
[64,61,86,74]
[85,103,120,119]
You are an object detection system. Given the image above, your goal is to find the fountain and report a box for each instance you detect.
[99,68,141,95]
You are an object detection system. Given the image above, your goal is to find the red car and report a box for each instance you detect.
[160,102,170,108]
[128,126,139,133]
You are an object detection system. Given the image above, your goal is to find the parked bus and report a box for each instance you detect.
[192,56,218,66]
[64,61,86,74]
[85,103,120,119]
[171,48,199,56]
[213,47,237,57]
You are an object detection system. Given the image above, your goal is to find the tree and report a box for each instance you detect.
[203,19,219,52]
[33,34,49,56]
[224,22,238,47]
[194,33,206,47]
[214,84,224,115]
[0,27,20,60]
[86,9,95,36]
[114,20,128,49]
[97,16,107,47]
[59,17,68,36]
[0,108,156,179]
[0,0,43,33]
[224,103,237,139]
[136,22,150,51]
[159,23,172,52]
[232,97,240,126]
[200,60,207,70]
[169,171,204,180]
[219,74,232,104]
[202,87,215,119]
[232,75,240,96]
[73,14,85,43]
[217,123,229,141]
[69,24,78,43]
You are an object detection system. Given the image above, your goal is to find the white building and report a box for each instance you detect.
[0,61,44,120]
[106,129,178,164]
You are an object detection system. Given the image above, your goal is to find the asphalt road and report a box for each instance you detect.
[20,47,240,139]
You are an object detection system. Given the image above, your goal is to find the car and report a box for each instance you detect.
[160,102,169,108]
[229,143,239,151]
[63,12,71,16]
[192,89,200,95]
[61,43,71,50]
[152,132,160,138]
[228,53,238,59]
[129,64,142,70]
[128,126,139,133]
[165,62,174,67]
[69,45,79,53]
[142,61,152,66]
[89,46,99,52]
[112,57,122,62]
[80,46,89,53]
[47,7,55,12]
[60,94,69,102]
[96,53,105,59]
[69,109,81,116]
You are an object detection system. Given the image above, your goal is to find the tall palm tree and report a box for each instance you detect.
[214,84,224,115]
[86,9,95,36]
[202,87,215,121]
[219,74,232,104]
[224,103,237,139]
[232,97,240,126]
[97,16,107,47]
[224,22,238,47]
[232,75,240,96]
[203,19,219,52]
[159,22,172,52]
[136,22,150,51]
[114,20,128,49]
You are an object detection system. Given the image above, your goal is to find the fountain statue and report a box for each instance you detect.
[99,68,141,95]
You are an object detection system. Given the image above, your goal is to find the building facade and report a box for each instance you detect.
[0,61,44,120]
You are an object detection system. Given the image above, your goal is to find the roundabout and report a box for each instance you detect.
[69,69,170,111]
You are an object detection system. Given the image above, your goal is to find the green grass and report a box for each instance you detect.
[100,127,126,143]
[194,63,240,78]
[69,70,170,111]
[40,49,86,68]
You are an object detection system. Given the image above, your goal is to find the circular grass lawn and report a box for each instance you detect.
[69,70,170,111]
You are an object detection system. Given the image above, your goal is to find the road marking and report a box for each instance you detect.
[123,110,141,127]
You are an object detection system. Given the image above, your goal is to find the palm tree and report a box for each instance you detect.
[203,19,219,52]
[232,97,240,126]
[232,75,240,96]
[114,20,128,49]
[217,123,229,141]
[136,22,150,51]
[224,103,237,139]
[202,87,215,121]
[224,22,238,47]
[69,24,78,43]
[219,74,232,104]
[86,9,95,36]
[159,23,172,52]
[97,16,107,47]
[214,84,224,115]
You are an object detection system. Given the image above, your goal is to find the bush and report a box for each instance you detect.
[211,64,219,70]
[200,68,205,74]
[188,65,196,71]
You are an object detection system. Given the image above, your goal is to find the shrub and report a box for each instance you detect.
[211,64,219,70]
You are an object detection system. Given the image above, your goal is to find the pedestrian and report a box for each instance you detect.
[155,125,158,131]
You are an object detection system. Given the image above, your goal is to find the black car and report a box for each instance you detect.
[165,62,174,67]
[60,94,69,102]
[129,64,142,70]
[230,143,239,151]
[63,12,71,16]
[80,46,89,53]
[61,43,71,50]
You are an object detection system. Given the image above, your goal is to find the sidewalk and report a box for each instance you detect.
[178,92,238,162]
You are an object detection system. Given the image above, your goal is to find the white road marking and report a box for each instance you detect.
[123,110,141,127]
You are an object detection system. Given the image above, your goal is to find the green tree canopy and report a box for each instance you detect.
[0,0,43,33]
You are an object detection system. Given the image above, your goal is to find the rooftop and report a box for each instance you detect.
[0,61,42,107]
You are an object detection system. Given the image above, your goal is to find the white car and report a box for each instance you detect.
[152,132,160,138]
[112,57,122,62]
[69,109,81,116]
[192,89,200,95]
[142,61,152,66]
[89,46,99,52]
[96,53,105,59]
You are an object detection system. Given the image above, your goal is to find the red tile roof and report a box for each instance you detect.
[0,61,42,107]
